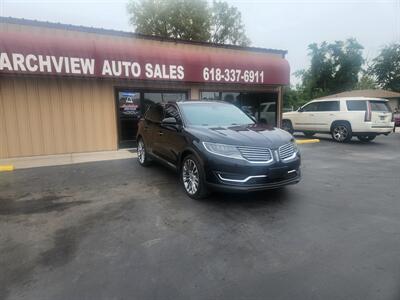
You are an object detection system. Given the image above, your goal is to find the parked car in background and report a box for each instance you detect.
[258,102,276,125]
[282,97,394,142]
[394,110,400,127]
[137,101,301,199]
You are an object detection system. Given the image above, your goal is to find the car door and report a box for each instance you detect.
[293,102,319,131]
[143,104,164,155]
[157,104,186,166]
[311,101,340,132]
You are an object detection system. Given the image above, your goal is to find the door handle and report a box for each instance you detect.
[159,131,164,136]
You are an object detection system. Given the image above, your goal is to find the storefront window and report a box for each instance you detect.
[201,92,221,100]
[221,92,240,104]
[144,92,187,113]
[200,91,277,126]
[163,93,186,102]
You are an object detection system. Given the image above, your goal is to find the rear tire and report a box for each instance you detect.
[282,120,294,134]
[357,135,376,142]
[181,154,209,199]
[331,123,352,143]
[137,138,151,166]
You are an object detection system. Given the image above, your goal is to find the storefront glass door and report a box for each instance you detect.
[117,91,141,148]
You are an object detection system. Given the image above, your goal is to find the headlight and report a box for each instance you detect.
[202,142,244,160]
[291,140,299,154]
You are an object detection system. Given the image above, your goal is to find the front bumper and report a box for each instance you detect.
[198,145,301,192]
[207,170,301,192]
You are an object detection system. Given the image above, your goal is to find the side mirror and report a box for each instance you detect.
[161,117,181,131]
[161,117,177,125]
[298,107,304,112]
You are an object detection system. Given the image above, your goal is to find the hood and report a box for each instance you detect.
[283,111,298,116]
[186,124,293,149]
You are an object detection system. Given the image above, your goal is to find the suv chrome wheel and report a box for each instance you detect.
[138,139,145,163]
[182,158,199,195]
[137,138,150,166]
[332,123,352,143]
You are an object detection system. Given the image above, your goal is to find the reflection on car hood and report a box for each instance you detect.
[187,124,293,149]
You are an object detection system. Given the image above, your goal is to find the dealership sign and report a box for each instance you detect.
[0,29,290,85]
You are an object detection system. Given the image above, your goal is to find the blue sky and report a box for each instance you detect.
[1,0,399,84]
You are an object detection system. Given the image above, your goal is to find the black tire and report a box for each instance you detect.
[137,138,151,166]
[181,154,210,199]
[303,132,315,138]
[357,135,376,142]
[282,120,294,134]
[331,122,352,143]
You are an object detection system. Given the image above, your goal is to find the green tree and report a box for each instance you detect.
[298,38,364,99]
[127,0,211,41]
[369,43,400,92]
[355,73,378,90]
[127,0,250,45]
[210,1,250,46]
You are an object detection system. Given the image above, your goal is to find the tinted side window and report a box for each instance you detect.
[164,105,182,123]
[302,102,319,112]
[347,100,367,111]
[267,104,276,112]
[318,101,340,111]
[370,101,391,112]
[145,104,163,123]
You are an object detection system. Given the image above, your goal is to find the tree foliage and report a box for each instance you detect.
[210,1,250,46]
[355,73,378,90]
[300,38,364,98]
[284,39,365,108]
[369,43,400,92]
[127,0,250,46]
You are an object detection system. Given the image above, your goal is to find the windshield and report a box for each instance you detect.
[180,102,255,126]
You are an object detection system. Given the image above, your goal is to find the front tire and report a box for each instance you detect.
[357,135,376,142]
[137,138,151,166]
[181,155,209,199]
[331,123,352,143]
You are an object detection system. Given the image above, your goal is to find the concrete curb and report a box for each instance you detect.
[0,150,137,170]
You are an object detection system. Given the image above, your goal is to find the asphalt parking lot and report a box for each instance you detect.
[1,134,399,300]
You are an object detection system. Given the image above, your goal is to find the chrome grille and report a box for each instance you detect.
[237,146,273,163]
[278,143,296,161]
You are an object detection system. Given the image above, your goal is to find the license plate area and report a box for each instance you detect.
[268,166,288,179]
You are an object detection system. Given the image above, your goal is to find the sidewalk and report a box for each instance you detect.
[0,149,137,170]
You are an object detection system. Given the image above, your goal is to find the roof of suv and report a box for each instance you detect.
[310,97,388,102]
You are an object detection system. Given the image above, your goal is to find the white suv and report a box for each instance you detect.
[282,97,394,142]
